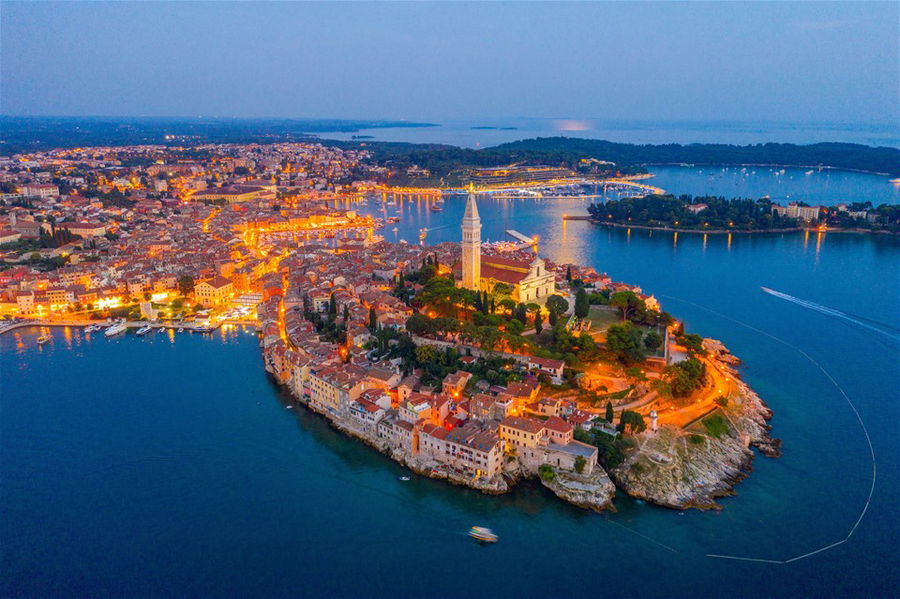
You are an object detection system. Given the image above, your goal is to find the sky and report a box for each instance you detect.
[1,1,898,125]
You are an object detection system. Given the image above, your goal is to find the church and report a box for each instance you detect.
[457,191,556,304]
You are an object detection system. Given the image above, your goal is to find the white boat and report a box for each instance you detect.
[37,334,51,345]
[177,327,184,333]
[105,322,128,337]
[85,324,100,333]
[468,526,498,543]
[135,325,153,336]
[399,476,411,481]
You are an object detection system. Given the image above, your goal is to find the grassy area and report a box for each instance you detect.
[702,413,730,439]
[585,306,622,333]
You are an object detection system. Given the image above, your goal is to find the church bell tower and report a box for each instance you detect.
[461,187,481,290]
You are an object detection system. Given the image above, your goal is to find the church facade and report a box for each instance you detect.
[458,192,556,304]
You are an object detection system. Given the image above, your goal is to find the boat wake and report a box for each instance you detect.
[659,292,877,566]
[760,287,900,342]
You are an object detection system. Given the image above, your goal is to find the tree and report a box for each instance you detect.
[565,265,572,282]
[679,333,706,355]
[609,291,645,321]
[545,294,569,316]
[538,464,556,482]
[534,309,543,334]
[605,401,614,423]
[177,275,194,296]
[605,321,645,364]
[492,283,512,301]
[506,319,525,336]
[574,455,586,473]
[343,304,350,322]
[644,330,663,351]
[368,306,378,332]
[618,409,646,434]
[328,293,337,317]
[574,288,589,318]
[664,357,706,397]
[415,344,440,365]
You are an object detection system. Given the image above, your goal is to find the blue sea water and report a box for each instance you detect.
[320,118,900,149]
[2,168,899,598]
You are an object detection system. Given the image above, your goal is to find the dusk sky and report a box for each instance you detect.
[2,1,897,124]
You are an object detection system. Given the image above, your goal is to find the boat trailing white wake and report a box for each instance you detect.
[760,287,900,341]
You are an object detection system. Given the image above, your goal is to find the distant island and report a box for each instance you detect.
[470,126,519,130]
[342,137,900,185]
[3,118,897,180]
[585,195,900,234]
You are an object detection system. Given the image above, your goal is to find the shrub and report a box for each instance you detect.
[702,413,730,438]
[538,464,556,482]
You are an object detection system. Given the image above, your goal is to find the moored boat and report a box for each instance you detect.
[37,334,51,345]
[104,322,128,337]
[135,325,153,336]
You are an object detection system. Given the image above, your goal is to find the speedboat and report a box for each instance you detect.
[104,322,128,337]
[135,325,153,336]
[85,324,100,333]
[399,476,411,481]
[37,334,51,345]
[177,327,184,333]
[468,526,498,543]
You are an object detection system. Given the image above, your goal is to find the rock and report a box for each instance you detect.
[541,470,616,511]
[609,379,780,510]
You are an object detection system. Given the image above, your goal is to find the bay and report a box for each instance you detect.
[2,168,899,598]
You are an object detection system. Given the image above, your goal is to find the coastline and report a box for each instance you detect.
[261,328,777,512]
[580,219,899,236]
[585,219,802,235]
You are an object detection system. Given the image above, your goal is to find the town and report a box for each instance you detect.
[0,142,780,510]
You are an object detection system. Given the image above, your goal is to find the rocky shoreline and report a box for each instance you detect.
[268,337,778,513]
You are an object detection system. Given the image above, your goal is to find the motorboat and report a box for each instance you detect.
[177,327,184,333]
[135,325,153,336]
[399,476,411,481]
[468,527,498,543]
[37,334,51,345]
[104,322,128,337]
[85,324,100,333]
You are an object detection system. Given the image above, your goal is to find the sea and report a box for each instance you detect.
[2,166,899,598]
[320,118,900,149]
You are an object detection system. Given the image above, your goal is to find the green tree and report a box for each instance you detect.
[538,464,556,482]
[605,401,614,423]
[618,409,646,434]
[368,306,378,332]
[605,321,645,364]
[177,275,194,296]
[574,455,586,473]
[609,291,645,321]
[415,344,441,365]
[533,309,543,334]
[574,288,589,318]
[644,330,663,351]
[545,294,569,316]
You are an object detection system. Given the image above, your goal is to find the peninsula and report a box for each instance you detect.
[585,194,900,235]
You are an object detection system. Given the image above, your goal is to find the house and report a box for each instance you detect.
[442,370,472,398]
[499,416,547,451]
[194,275,233,307]
[527,357,565,384]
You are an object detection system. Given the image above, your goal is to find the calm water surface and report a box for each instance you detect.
[320,118,900,148]
[3,170,899,598]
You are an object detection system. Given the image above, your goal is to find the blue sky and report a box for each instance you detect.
[1,1,897,124]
